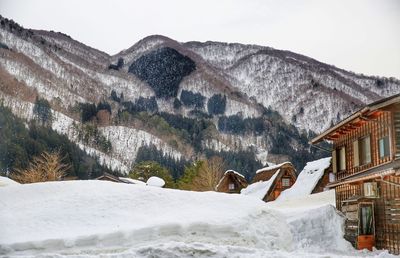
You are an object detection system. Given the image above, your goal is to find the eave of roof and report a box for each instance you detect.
[310,93,400,144]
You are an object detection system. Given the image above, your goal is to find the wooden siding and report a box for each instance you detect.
[394,109,400,159]
[375,175,400,254]
[263,170,296,202]
[336,175,400,255]
[312,165,332,194]
[333,111,393,180]
[216,173,248,193]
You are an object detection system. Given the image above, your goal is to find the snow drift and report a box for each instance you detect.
[0,180,395,257]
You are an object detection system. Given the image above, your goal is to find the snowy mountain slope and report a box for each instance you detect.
[0,180,395,257]
[185,41,400,132]
[1,15,399,176]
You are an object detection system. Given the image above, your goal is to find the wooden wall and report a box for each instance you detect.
[336,175,400,255]
[374,175,400,254]
[312,165,332,194]
[333,111,393,180]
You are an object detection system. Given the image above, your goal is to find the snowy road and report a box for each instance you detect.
[0,179,396,257]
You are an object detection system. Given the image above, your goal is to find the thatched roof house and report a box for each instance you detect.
[278,157,332,200]
[95,173,146,185]
[216,170,248,193]
[242,162,297,202]
[96,172,122,183]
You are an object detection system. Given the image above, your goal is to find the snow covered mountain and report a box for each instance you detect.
[1,16,399,177]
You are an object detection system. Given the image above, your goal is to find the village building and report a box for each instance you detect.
[278,157,332,200]
[95,173,146,185]
[311,93,400,254]
[241,162,297,202]
[216,170,248,193]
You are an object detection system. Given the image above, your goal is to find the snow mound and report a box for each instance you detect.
[0,180,291,255]
[0,176,19,187]
[146,176,165,187]
[241,169,279,199]
[0,181,394,257]
[278,157,331,200]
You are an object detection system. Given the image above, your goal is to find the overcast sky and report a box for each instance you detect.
[1,0,399,78]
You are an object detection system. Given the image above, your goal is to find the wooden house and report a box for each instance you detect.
[216,170,248,193]
[96,173,147,185]
[310,93,400,254]
[244,162,297,202]
[278,157,332,200]
[96,172,122,183]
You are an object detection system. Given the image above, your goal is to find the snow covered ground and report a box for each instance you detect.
[0,180,396,258]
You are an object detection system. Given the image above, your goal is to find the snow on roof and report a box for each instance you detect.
[118,177,146,185]
[146,176,165,187]
[224,170,245,178]
[241,169,280,200]
[0,176,20,187]
[278,157,331,201]
[255,162,292,174]
[216,170,245,189]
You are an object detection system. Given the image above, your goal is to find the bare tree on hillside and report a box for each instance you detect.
[192,156,226,191]
[12,151,70,184]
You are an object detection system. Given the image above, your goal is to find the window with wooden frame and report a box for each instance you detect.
[359,135,371,165]
[338,146,346,171]
[228,183,235,190]
[282,178,290,187]
[378,136,390,159]
[353,140,360,167]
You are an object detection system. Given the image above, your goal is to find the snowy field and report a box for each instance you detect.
[0,179,397,258]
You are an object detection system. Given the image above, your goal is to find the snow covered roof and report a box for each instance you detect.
[255,162,292,174]
[278,157,331,201]
[241,169,280,200]
[224,170,245,178]
[146,176,165,187]
[216,170,247,190]
[0,176,20,187]
[118,177,146,185]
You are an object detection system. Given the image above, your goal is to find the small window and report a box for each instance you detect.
[353,140,359,167]
[228,183,235,190]
[363,182,378,197]
[329,172,335,183]
[360,135,371,165]
[338,146,346,171]
[378,136,390,159]
[282,178,290,187]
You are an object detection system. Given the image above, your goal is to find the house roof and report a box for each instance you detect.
[310,93,400,144]
[96,172,121,182]
[241,169,280,200]
[216,170,248,190]
[252,162,296,183]
[278,157,331,200]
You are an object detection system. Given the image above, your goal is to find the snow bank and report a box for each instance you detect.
[0,180,291,255]
[0,176,19,187]
[0,181,395,257]
[278,157,331,200]
[241,169,279,199]
[146,176,165,187]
